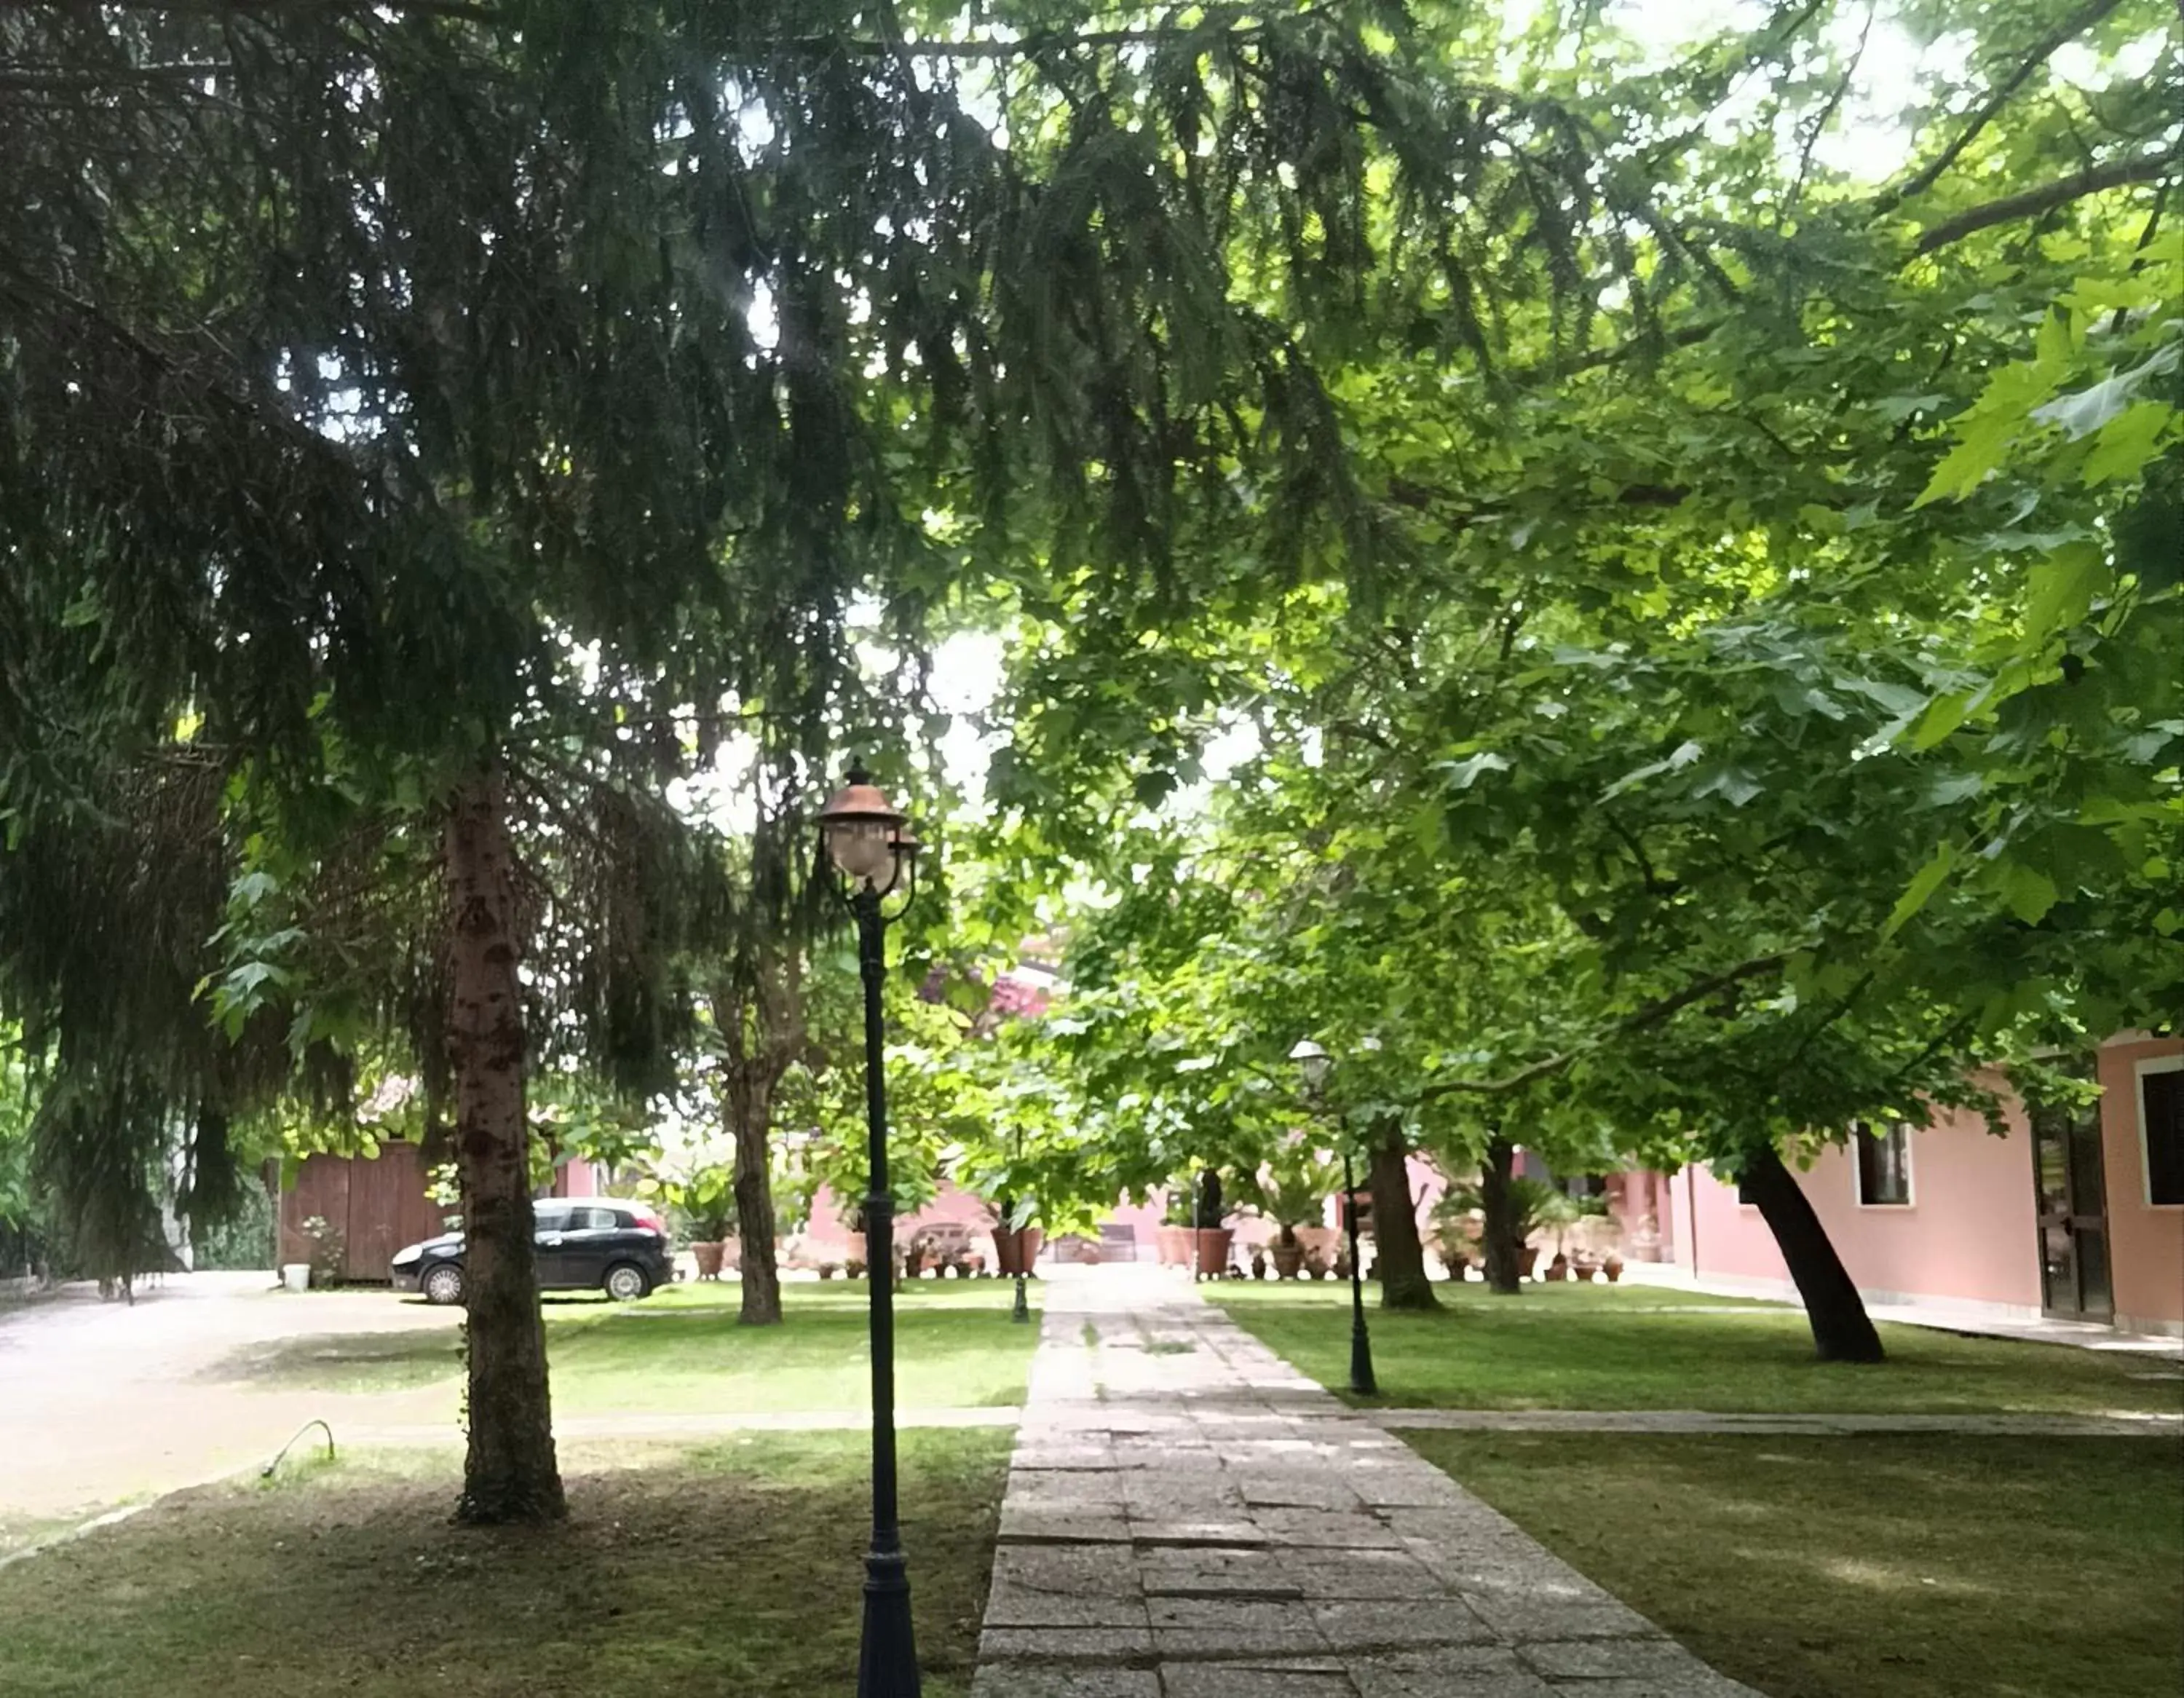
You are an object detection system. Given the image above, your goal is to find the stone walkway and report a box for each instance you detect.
[973,1268,1760,1697]
[1370,1408,2182,1437]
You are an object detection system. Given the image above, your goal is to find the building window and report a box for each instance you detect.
[2143,1062,2184,1207]
[1855,1121,1912,1207]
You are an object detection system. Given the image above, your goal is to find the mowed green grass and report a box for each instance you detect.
[0,1429,1009,1698]
[209,1277,1045,1414]
[1413,1431,2184,1698]
[1209,1279,2184,1417]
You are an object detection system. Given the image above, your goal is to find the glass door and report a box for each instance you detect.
[2030,1084,2113,1322]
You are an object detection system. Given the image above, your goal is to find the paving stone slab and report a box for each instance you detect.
[1158,1661,1361,1697]
[1522,1638,1738,1681]
[978,1626,1157,1664]
[984,1585,1152,1630]
[970,1668,1161,1698]
[1348,1646,1556,1698]
[991,1542,1145,1599]
[1279,1548,1452,1601]
[1312,1598,1497,1651]
[1460,1595,1666,1645]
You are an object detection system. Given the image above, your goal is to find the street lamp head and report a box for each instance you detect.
[1288,1037,1332,1092]
[819,764,913,891]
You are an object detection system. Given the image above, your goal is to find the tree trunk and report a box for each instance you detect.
[445,765,566,1525]
[729,1063,782,1327]
[1742,1145,1886,1363]
[1366,1121,1439,1311]
[1479,1133,1522,1295]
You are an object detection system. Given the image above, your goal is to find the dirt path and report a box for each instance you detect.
[0,1274,460,1542]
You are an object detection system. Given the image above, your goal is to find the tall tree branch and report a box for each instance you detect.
[1412,952,1790,1104]
[1877,0,2131,212]
[1912,148,2183,253]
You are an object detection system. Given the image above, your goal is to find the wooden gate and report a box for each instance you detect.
[279,1145,452,1282]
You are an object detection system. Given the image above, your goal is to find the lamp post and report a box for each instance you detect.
[820,765,923,1698]
[1288,1038,1377,1397]
[1009,1132,1032,1326]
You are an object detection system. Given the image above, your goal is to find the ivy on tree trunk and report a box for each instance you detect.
[728,1062,782,1327]
[1741,1145,1886,1364]
[446,765,565,1525]
[1366,1120,1439,1311]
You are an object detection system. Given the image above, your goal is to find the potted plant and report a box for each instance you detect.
[1244,1145,1335,1281]
[1158,1189,1195,1268]
[678,1169,737,1281]
[1446,1174,1581,1286]
[988,1195,1044,1281]
[1192,1170,1234,1281]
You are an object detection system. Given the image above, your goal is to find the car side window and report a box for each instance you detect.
[534,1204,574,1234]
[568,1206,615,1231]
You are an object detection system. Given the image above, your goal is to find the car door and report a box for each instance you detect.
[531,1202,577,1288]
[558,1205,619,1287]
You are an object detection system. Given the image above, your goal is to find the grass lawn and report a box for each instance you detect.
[1209,1280,2184,1417]
[0,1428,1009,1698]
[211,1277,1044,1415]
[1410,1431,2184,1698]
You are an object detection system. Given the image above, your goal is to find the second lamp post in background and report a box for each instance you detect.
[1289,1037,1378,1397]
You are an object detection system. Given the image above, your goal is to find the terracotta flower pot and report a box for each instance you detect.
[844,1231,866,1268]
[692,1241,727,1280]
[1194,1227,1235,1279]
[1158,1225,1192,1267]
[1604,1253,1625,1284]
[1270,1241,1305,1281]
[992,1226,1045,1277]
[1516,1244,1540,1279]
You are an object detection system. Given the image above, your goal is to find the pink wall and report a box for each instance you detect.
[1669,1098,2042,1312]
[2100,1035,2184,1327]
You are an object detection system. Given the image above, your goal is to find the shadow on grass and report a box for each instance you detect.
[0,1429,1008,1698]
[1420,1430,2183,1698]
[203,1330,464,1394]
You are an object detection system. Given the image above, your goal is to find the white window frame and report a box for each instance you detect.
[2137,1055,2184,1210]
[1852,1120,1915,1209]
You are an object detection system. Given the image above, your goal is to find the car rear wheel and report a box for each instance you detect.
[422,1263,466,1306]
[603,1262,651,1302]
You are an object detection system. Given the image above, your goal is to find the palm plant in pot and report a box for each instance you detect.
[1446,1175,1580,1291]
[1244,1144,1336,1280]
[665,1167,737,1280]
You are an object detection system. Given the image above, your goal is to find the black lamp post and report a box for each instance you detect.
[820,765,923,1698]
[1289,1037,1377,1397]
[1009,1132,1032,1325]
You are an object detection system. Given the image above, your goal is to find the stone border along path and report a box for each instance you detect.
[972,1268,1762,1697]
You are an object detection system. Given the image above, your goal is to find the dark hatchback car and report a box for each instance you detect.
[391,1199,675,1306]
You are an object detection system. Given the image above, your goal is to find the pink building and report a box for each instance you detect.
[1661,1034,2184,1338]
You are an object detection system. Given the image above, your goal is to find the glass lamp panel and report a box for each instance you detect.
[827,818,898,884]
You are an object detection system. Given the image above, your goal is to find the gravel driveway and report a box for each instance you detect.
[0,1272,462,1544]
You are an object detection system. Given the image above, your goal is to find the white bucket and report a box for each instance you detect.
[280,1263,312,1294]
